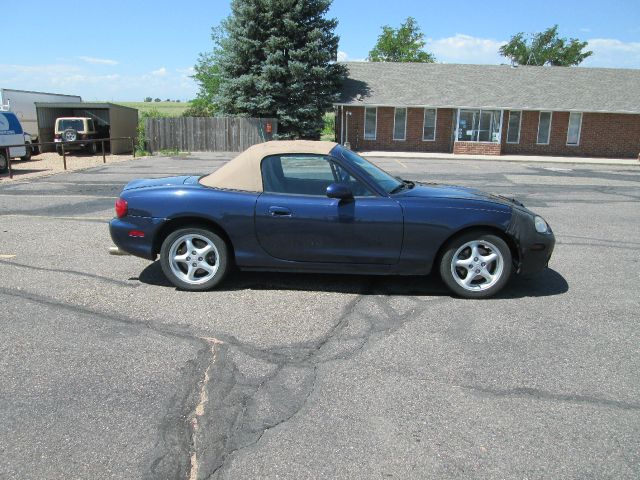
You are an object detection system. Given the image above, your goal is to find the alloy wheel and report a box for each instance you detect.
[168,233,220,285]
[450,240,504,291]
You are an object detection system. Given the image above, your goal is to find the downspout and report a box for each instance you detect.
[340,105,344,145]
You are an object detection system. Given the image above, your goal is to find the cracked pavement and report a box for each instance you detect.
[0,154,639,479]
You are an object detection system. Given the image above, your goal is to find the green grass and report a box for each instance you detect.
[116,101,191,117]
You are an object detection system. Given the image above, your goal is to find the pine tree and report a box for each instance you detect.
[217,0,346,139]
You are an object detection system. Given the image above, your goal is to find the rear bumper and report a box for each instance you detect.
[109,216,166,260]
[54,139,92,150]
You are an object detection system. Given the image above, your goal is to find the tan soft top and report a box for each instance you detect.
[199,140,338,192]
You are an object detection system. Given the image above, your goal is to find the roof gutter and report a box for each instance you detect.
[332,103,640,115]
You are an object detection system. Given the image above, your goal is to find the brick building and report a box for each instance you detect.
[335,62,640,159]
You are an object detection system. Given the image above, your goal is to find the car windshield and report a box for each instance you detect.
[58,119,84,132]
[338,147,404,194]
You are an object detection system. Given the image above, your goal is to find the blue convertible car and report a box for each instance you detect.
[110,141,554,298]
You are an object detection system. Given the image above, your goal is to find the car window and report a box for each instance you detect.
[261,154,374,196]
[57,119,84,132]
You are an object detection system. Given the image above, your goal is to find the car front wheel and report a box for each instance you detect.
[160,227,229,291]
[21,144,32,161]
[440,232,512,299]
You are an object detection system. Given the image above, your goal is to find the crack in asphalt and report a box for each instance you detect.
[460,385,640,411]
[0,258,139,288]
[189,338,221,480]
[0,286,213,480]
[1,272,624,480]
[194,288,454,480]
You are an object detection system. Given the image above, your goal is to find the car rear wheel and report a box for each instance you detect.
[0,152,7,173]
[440,232,512,299]
[160,227,229,291]
[87,142,97,154]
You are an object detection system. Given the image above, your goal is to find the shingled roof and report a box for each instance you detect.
[336,62,640,114]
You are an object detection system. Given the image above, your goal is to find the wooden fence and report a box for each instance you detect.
[145,117,278,152]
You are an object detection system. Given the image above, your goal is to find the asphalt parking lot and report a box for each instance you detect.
[1,153,639,479]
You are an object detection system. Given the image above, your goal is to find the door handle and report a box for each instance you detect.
[268,206,292,217]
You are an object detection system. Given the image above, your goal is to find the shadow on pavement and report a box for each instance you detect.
[1,168,49,179]
[138,261,568,299]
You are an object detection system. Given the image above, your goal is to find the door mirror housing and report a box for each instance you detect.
[326,183,353,200]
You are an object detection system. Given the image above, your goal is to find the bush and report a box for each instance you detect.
[321,112,335,142]
[136,108,167,155]
[182,98,217,117]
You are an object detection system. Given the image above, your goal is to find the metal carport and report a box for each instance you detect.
[35,102,138,154]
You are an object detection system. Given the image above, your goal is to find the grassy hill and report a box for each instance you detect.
[116,101,191,117]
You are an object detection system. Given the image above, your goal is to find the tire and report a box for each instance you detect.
[87,142,97,155]
[56,147,63,156]
[63,128,78,142]
[160,227,229,291]
[21,143,32,161]
[439,232,512,299]
[0,152,7,173]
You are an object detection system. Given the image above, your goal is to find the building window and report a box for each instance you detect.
[537,111,552,145]
[567,112,582,146]
[423,108,437,141]
[364,107,377,140]
[457,109,502,143]
[393,107,407,141]
[506,110,521,144]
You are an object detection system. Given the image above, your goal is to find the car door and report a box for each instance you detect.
[254,154,403,264]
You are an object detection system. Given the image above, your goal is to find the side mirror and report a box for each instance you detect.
[326,183,353,200]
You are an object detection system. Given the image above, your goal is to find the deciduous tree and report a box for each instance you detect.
[499,25,592,66]
[184,26,226,117]
[368,17,435,63]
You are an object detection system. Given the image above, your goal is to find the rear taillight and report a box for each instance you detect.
[115,198,128,218]
[80,134,87,140]
[54,134,61,140]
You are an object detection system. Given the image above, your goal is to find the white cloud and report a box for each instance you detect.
[424,34,640,69]
[151,67,168,77]
[78,56,119,66]
[583,38,640,68]
[427,34,506,64]
[579,28,592,33]
[336,50,366,62]
[0,63,197,101]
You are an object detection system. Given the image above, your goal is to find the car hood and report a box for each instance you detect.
[123,176,199,191]
[398,183,524,208]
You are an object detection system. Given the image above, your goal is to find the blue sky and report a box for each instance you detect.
[1,0,638,101]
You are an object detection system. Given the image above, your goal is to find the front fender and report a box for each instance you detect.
[399,197,512,272]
